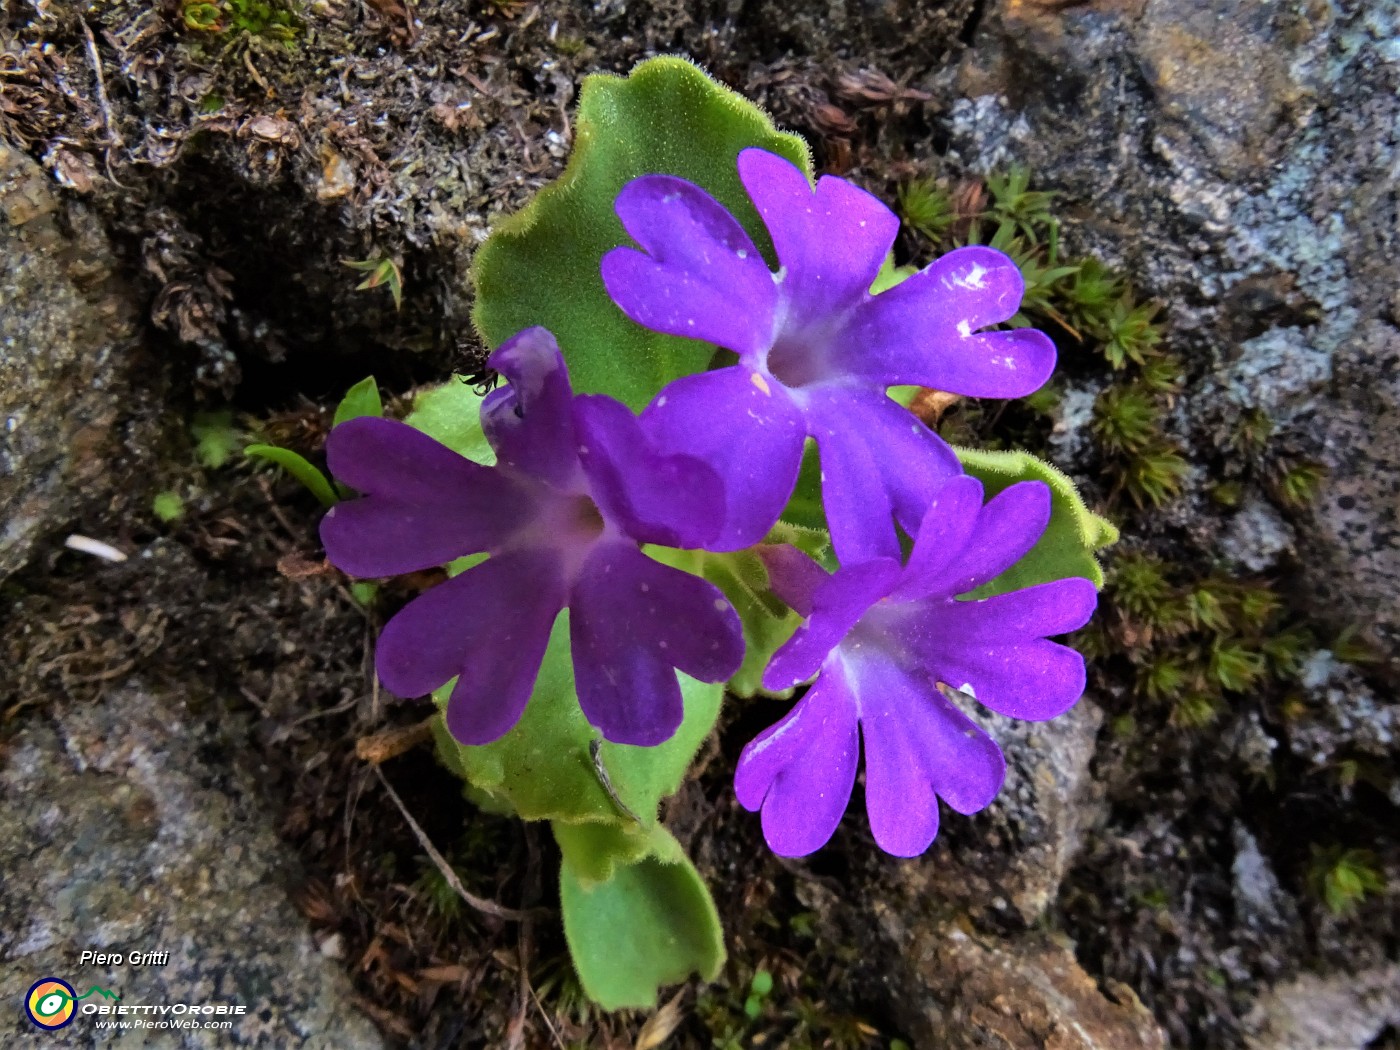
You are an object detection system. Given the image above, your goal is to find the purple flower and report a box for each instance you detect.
[601,149,1057,563]
[320,327,744,748]
[733,475,1097,858]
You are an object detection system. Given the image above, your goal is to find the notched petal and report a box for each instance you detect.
[481,327,579,487]
[737,147,899,314]
[735,670,860,857]
[321,417,530,577]
[603,175,777,358]
[573,394,725,549]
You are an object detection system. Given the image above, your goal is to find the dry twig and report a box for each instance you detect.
[372,766,544,923]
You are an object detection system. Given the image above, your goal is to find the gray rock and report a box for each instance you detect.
[965,697,1107,924]
[1049,383,1102,466]
[0,681,385,1049]
[866,695,1104,927]
[1231,825,1292,931]
[1219,498,1295,573]
[955,0,1400,655]
[0,142,140,580]
[1243,963,1400,1050]
[866,921,1167,1050]
[1288,650,1399,769]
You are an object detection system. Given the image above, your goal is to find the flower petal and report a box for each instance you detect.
[891,474,985,602]
[804,387,961,560]
[943,578,1099,642]
[322,417,531,577]
[840,246,1057,396]
[854,658,1005,856]
[642,366,808,550]
[735,668,860,857]
[737,148,898,314]
[809,405,898,563]
[915,480,1051,598]
[481,327,579,489]
[755,543,829,617]
[572,394,724,548]
[763,559,902,692]
[569,542,741,745]
[602,176,777,358]
[375,549,566,734]
[918,637,1088,722]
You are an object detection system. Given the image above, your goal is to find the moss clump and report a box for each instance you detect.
[1307,846,1386,916]
[180,0,302,41]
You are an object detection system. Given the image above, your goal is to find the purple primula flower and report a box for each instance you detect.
[601,148,1057,564]
[734,475,1097,858]
[319,326,744,748]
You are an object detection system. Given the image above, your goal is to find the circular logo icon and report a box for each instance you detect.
[25,978,77,1030]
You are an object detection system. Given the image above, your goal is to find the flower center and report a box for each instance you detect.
[766,329,832,389]
[510,487,607,582]
[844,600,925,668]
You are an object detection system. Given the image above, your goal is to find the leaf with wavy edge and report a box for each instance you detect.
[472,55,811,411]
[557,821,725,1010]
[956,446,1118,596]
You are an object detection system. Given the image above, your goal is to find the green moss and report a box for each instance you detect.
[191,409,241,469]
[1109,552,1172,619]
[1139,355,1184,394]
[1096,297,1164,369]
[1093,385,1161,454]
[1065,258,1124,327]
[1209,480,1245,508]
[152,490,186,523]
[1123,443,1190,507]
[1275,461,1327,507]
[1210,640,1266,692]
[897,177,954,242]
[1172,692,1221,728]
[984,165,1058,241]
[1187,582,1231,633]
[1139,654,1190,700]
[1262,626,1314,675]
[1307,845,1386,916]
[1331,625,1383,666]
[1235,584,1282,629]
[1231,408,1274,457]
[180,0,302,41]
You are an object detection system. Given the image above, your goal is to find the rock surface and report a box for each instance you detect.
[1243,963,1400,1050]
[796,698,1164,1048]
[0,142,141,579]
[0,680,385,1049]
[954,0,1400,654]
[903,697,1106,926]
[877,927,1166,1050]
[1,0,1397,1045]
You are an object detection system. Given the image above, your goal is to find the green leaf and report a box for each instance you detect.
[553,820,659,887]
[404,379,495,465]
[870,253,917,294]
[152,490,185,523]
[557,822,725,1010]
[955,447,1118,595]
[344,257,403,311]
[778,441,827,534]
[472,55,811,411]
[349,581,379,606]
[433,608,722,825]
[698,549,801,698]
[245,444,339,507]
[333,376,383,427]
